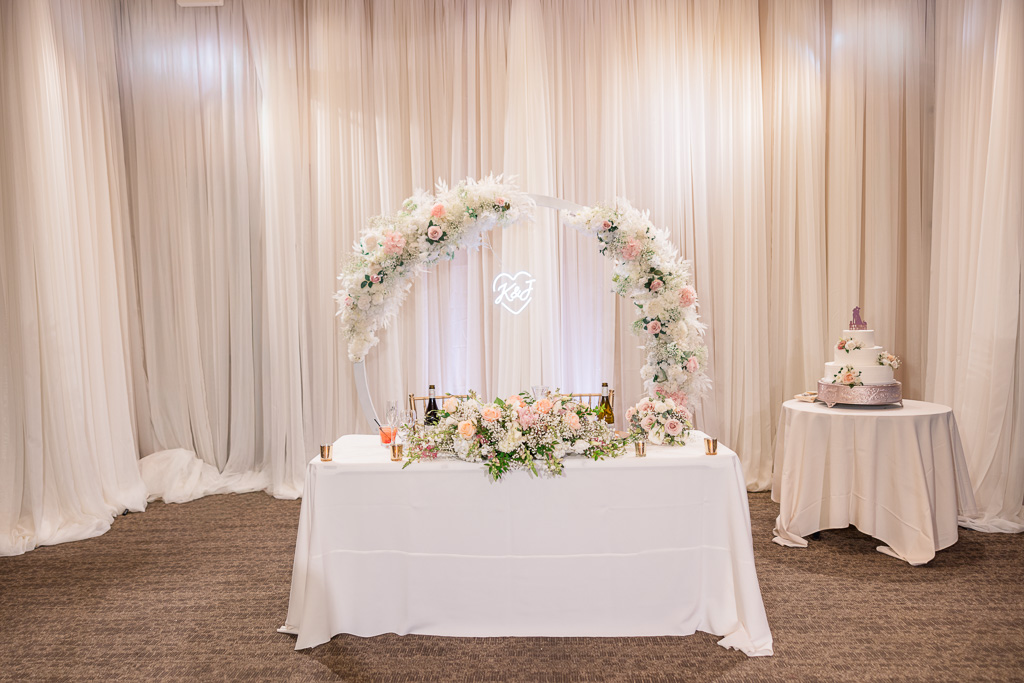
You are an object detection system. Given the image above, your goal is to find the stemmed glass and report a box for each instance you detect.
[399,409,417,439]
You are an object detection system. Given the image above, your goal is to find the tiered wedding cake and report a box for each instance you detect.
[817,307,902,407]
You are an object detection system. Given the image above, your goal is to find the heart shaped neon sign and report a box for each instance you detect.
[492,271,536,315]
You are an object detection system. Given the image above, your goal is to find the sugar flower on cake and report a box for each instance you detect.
[832,365,863,387]
[877,353,902,370]
[836,336,864,353]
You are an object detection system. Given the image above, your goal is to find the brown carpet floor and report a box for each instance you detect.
[1,491,1022,682]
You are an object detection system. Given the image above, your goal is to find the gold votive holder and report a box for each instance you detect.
[634,441,646,458]
[704,437,718,456]
[320,444,332,462]
[390,443,404,462]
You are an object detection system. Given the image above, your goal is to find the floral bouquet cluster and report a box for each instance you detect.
[336,176,533,361]
[625,394,693,446]
[836,336,864,353]
[877,353,901,369]
[401,392,626,480]
[564,202,710,414]
[832,365,863,387]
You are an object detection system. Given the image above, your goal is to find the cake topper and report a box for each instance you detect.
[850,306,867,330]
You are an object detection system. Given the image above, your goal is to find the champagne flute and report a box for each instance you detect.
[399,409,416,439]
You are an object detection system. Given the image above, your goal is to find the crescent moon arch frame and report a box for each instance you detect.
[335,176,710,430]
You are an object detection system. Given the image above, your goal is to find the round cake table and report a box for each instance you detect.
[771,399,977,565]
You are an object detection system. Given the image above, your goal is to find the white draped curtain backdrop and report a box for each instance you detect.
[1,0,1021,555]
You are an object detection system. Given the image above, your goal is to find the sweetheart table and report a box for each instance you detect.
[280,433,773,657]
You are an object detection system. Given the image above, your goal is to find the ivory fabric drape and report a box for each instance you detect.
[928,0,1023,532]
[0,0,147,555]
[1,0,1021,555]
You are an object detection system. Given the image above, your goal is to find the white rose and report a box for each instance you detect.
[654,401,668,413]
[361,232,381,252]
[640,364,656,381]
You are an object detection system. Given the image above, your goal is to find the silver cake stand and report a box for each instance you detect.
[817,380,902,408]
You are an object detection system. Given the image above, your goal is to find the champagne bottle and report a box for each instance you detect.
[596,382,614,425]
[424,384,440,426]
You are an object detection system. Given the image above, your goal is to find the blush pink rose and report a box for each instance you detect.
[481,405,502,422]
[564,412,581,431]
[640,415,656,431]
[458,420,476,439]
[442,397,460,413]
[841,372,856,385]
[621,239,642,261]
[664,419,684,437]
[625,406,637,422]
[661,390,687,407]
[646,320,662,335]
[679,286,696,308]
[507,394,525,407]
[495,197,507,207]
[534,398,553,414]
[370,273,382,284]
[427,225,443,241]
[601,220,612,230]
[638,398,654,412]
[383,231,406,255]
[517,408,536,428]
[649,279,663,292]
[686,356,699,373]
[431,203,447,218]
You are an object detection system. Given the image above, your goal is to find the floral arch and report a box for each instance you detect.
[336,177,710,429]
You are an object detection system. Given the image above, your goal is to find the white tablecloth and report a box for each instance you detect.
[772,399,977,565]
[282,433,773,657]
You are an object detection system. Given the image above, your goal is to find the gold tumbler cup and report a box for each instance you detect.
[320,444,332,462]
[634,441,646,458]
[704,438,718,456]
[390,443,404,462]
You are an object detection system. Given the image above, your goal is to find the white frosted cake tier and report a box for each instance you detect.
[842,329,876,347]
[833,346,885,365]
[823,361,894,385]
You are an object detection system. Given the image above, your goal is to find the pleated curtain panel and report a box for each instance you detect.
[0,0,1020,556]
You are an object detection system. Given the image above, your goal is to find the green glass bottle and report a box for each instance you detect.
[424,385,440,426]
[596,382,614,425]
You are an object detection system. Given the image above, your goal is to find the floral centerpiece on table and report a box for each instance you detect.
[832,365,863,387]
[401,392,626,480]
[836,336,864,353]
[625,394,693,446]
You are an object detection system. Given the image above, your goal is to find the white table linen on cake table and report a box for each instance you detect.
[772,399,977,565]
[282,433,773,657]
